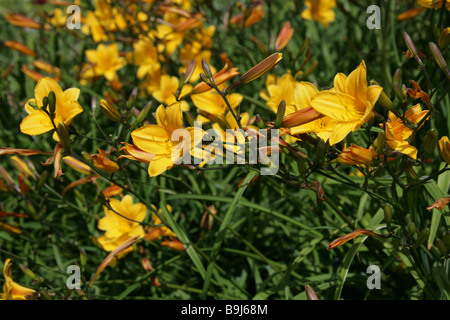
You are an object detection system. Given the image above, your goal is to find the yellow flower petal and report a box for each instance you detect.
[148,154,174,177]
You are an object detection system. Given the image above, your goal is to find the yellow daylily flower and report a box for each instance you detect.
[20,77,83,140]
[126,38,160,79]
[382,104,428,159]
[310,61,383,146]
[152,75,192,111]
[82,43,127,82]
[289,81,338,142]
[260,72,299,114]
[191,85,243,121]
[97,195,146,253]
[1,259,36,300]
[131,103,204,177]
[145,205,177,241]
[301,0,337,27]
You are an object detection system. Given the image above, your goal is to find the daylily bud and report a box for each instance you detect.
[413,228,429,249]
[63,156,94,175]
[435,238,447,257]
[80,248,87,272]
[405,163,418,180]
[274,100,286,128]
[275,21,294,51]
[4,40,37,57]
[429,42,450,79]
[408,222,417,239]
[183,111,196,127]
[305,284,319,300]
[226,52,283,93]
[28,101,39,110]
[57,122,71,153]
[47,90,56,118]
[19,264,38,280]
[126,87,138,109]
[281,107,323,128]
[100,99,122,122]
[181,59,196,85]
[376,131,386,156]
[37,170,48,193]
[296,157,309,179]
[11,156,34,178]
[392,69,406,103]
[201,59,213,80]
[403,32,423,66]
[199,73,211,86]
[371,82,394,111]
[383,204,392,230]
[254,114,265,129]
[42,96,49,110]
[438,136,450,164]
[438,27,450,49]
[135,101,152,125]
[423,128,438,157]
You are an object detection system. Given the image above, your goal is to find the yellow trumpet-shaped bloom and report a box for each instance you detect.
[301,0,337,27]
[289,81,338,142]
[382,104,428,159]
[1,259,36,300]
[310,61,383,146]
[83,43,127,82]
[97,195,146,253]
[260,73,299,114]
[337,144,377,165]
[131,103,204,177]
[152,75,192,111]
[20,77,83,141]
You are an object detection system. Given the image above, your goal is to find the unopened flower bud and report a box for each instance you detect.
[126,87,138,109]
[392,69,406,103]
[226,52,283,93]
[182,59,197,85]
[405,163,418,180]
[274,100,286,128]
[423,128,438,157]
[135,101,152,125]
[305,284,319,300]
[438,27,450,49]
[438,136,450,164]
[80,248,87,272]
[57,122,71,154]
[371,81,394,110]
[383,204,392,230]
[413,228,429,249]
[254,114,265,129]
[183,111,196,127]
[435,238,447,257]
[376,131,386,156]
[201,59,213,80]
[408,222,417,239]
[19,264,38,280]
[429,42,450,79]
[403,32,423,66]
[100,99,122,122]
